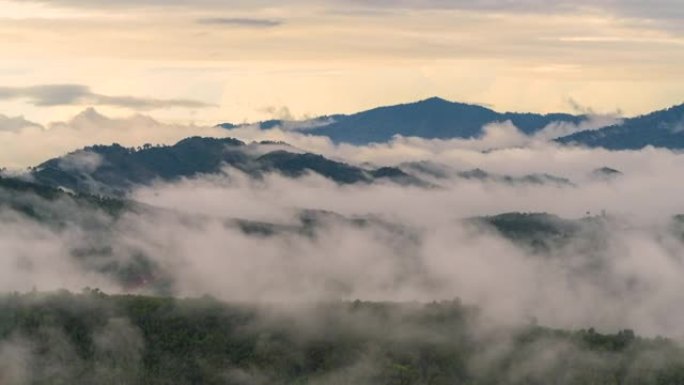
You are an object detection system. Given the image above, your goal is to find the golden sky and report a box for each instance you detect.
[0,0,683,125]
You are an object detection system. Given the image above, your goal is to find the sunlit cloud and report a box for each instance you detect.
[196,17,284,27]
[0,84,215,109]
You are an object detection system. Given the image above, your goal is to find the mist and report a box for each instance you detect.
[2,109,684,385]
[121,166,684,336]
[2,112,684,339]
[0,109,228,169]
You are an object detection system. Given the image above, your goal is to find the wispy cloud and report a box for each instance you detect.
[196,17,283,28]
[0,108,227,168]
[0,84,214,110]
[12,0,684,21]
[0,114,41,132]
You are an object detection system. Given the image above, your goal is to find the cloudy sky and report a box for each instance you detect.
[0,0,683,125]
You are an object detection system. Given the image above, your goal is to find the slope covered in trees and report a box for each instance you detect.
[1,291,682,385]
[29,137,422,196]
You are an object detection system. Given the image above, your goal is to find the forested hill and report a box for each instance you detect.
[1,291,682,385]
[29,137,423,196]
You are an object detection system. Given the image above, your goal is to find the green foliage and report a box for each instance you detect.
[1,292,683,385]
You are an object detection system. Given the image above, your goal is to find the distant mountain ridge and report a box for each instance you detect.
[220,97,684,150]
[556,103,684,149]
[220,97,586,144]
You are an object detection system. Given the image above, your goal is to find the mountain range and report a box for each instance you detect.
[2,96,681,202]
[221,97,684,150]
[22,136,590,198]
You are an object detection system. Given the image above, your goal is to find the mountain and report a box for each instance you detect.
[221,97,585,144]
[30,137,423,196]
[556,103,684,149]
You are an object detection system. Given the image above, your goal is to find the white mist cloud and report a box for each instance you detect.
[0,210,120,293]
[0,108,229,169]
[0,337,31,385]
[57,151,103,173]
[532,113,622,141]
[4,155,684,337]
[0,115,41,133]
[3,110,684,338]
[107,170,684,338]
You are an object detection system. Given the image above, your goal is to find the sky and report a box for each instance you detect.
[0,0,683,126]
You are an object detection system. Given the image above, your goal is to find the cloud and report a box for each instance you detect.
[348,0,684,25]
[664,116,684,134]
[4,109,684,338]
[220,113,622,169]
[0,84,214,110]
[258,105,295,120]
[7,155,678,337]
[0,115,42,132]
[3,0,683,124]
[532,114,622,141]
[196,17,283,28]
[13,0,684,22]
[119,151,684,337]
[0,108,228,168]
[0,312,144,384]
[57,150,103,173]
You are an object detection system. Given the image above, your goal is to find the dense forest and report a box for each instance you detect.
[1,291,683,385]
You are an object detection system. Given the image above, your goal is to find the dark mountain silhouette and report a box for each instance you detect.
[557,103,684,149]
[220,97,585,144]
